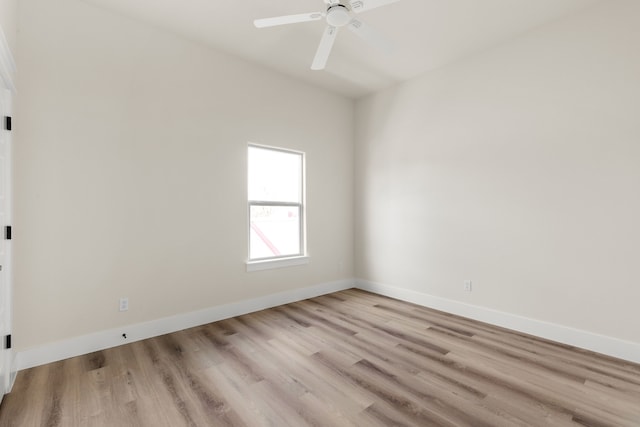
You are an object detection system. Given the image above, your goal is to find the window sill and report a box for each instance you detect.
[246,256,309,272]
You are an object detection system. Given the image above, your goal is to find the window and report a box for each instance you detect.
[248,145,306,267]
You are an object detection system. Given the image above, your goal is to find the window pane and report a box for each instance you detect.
[248,146,301,203]
[250,205,301,259]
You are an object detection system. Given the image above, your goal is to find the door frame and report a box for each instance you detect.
[0,23,16,398]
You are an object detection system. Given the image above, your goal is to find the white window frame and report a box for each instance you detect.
[246,144,308,271]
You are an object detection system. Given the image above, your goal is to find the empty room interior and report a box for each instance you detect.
[0,0,639,425]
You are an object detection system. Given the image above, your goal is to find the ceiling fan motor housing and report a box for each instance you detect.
[326,4,351,27]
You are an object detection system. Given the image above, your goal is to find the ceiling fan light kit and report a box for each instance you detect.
[326,5,351,27]
[253,0,400,71]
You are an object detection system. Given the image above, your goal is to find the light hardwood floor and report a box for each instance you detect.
[1,289,639,426]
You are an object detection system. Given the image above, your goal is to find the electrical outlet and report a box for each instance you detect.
[463,280,472,292]
[119,297,129,312]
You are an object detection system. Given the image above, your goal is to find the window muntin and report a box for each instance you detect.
[248,145,304,261]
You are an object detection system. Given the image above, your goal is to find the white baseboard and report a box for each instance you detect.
[356,279,640,364]
[17,279,355,370]
[17,278,640,370]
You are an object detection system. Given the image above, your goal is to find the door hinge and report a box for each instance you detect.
[4,335,11,350]
[4,116,11,131]
[4,225,11,240]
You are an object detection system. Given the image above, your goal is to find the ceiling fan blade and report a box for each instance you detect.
[254,12,323,28]
[348,0,400,14]
[311,26,339,70]
[347,18,393,53]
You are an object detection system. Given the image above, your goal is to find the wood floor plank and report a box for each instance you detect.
[1,289,639,426]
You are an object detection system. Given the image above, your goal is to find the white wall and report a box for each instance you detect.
[0,0,17,54]
[14,0,354,352]
[355,0,640,344]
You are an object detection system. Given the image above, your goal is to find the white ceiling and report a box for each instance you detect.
[81,0,601,98]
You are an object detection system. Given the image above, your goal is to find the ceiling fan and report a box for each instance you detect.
[254,0,400,70]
